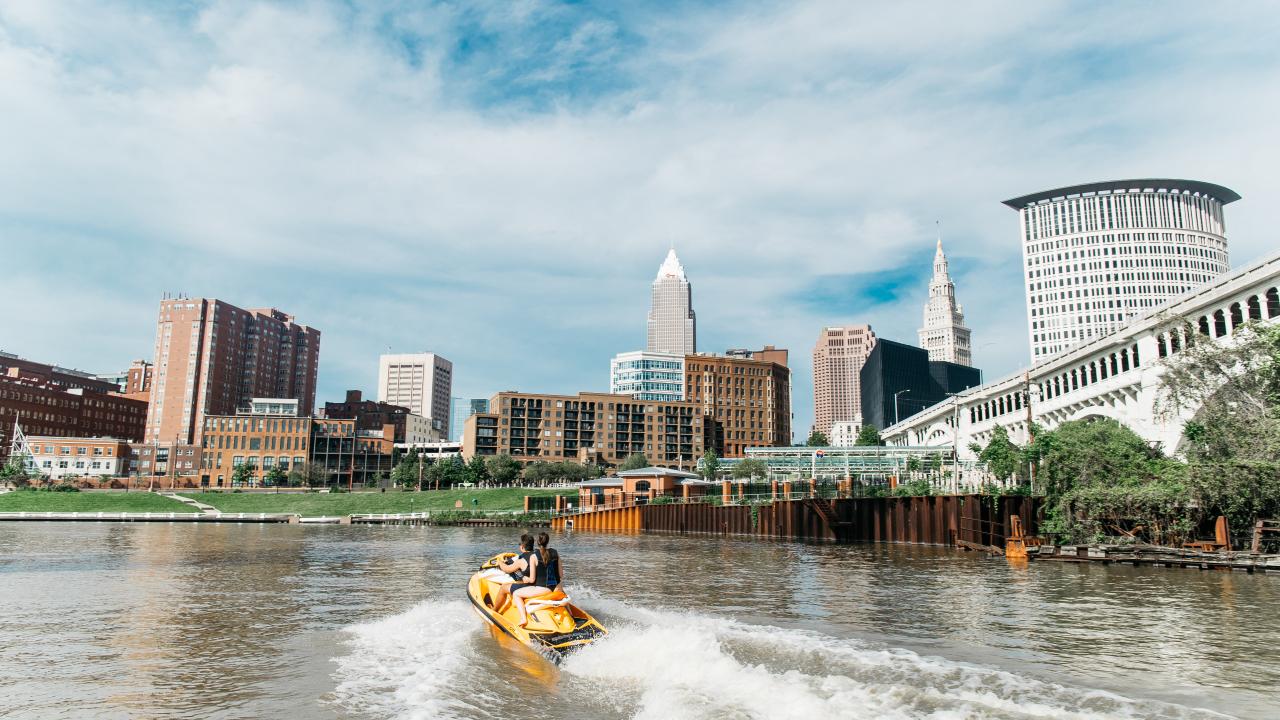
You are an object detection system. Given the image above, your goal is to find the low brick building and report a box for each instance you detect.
[462,391,704,469]
[23,437,131,480]
[1,371,147,465]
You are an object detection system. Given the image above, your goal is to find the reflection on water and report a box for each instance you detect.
[0,523,1276,719]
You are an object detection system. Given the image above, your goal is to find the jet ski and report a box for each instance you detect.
[466,552,607,660]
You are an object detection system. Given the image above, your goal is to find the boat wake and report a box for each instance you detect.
[330,590,1231,720]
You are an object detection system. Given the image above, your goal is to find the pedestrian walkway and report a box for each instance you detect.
[165,493,220,515]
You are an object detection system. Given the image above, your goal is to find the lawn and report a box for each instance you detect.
[0,491,196,513]
[179,487,572,517]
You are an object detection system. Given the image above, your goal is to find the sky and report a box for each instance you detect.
[2,0,1279,440]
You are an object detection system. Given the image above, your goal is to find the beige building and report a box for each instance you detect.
[24,437,131,480]
[377,352,452,439]
[144,298,320,445]
[462,391,704,469]
[812,325,876,440]
[685,351,791,458]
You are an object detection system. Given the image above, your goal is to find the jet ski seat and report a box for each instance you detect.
[524,590,571,612]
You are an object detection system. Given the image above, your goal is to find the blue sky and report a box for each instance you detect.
[2,0,1279,440]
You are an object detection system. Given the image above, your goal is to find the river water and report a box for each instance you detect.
[0,522,1276,720]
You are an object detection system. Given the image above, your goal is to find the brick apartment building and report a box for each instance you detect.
[1,368,147,465]
[462,391,704,469]
[144,297,320,446]
[199,410,394,489]
[21,438,132,480]
[323,390,435,443]
[686,349,791,458]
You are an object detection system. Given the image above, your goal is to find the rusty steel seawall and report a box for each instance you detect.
[551,495,1040,546]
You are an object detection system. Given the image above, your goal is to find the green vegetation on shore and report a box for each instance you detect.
[0,490,194,513]
[180,487,572,517]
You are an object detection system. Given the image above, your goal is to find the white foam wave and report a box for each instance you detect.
[329,599,488,720]
[330,589,1233,720]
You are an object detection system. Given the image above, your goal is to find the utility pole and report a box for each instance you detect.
[894,389,912,426]
[1024,371,1036,491]
[417,450,424,492]
[952,399,960,493]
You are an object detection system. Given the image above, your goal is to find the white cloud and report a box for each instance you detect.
[1,0,1278,439]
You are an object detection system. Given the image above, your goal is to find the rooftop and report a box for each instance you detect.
[1002,179,1241,209]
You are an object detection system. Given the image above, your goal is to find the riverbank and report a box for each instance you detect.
[0,487,571,517]
[0,490,192,513]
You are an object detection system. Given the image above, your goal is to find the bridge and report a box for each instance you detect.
[883,249,1280,457]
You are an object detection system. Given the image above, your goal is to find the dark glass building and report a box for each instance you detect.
[860,339,982,429]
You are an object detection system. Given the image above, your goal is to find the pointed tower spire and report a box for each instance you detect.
[918,224,972,367]
[648,247,696,354]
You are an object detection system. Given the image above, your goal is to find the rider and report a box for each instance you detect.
[511,535,552,627]
[490,534,536,613]
[537,532,562,593]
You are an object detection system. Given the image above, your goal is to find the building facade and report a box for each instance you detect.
[646,248,696,355]
[144,298,320,445]
[860,339,982,430]
[811,325,876,439]
[1,372,147,465]
[610,350,685,402]
[462,391,704,468]
[22,437,131,480]
[450,397,489,442]
[125,442,201,480]
[685,352,791,458]
[1005,179,1237,360]
[829,420,861,447]
[377,353,452,439]
[918,239,973,366]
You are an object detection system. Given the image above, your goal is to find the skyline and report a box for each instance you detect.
[3,1,1280,439]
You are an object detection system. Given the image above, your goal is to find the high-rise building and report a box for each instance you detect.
[918,238,972,366]
[450,397,489,442]
[462,391,703,468]
[377,353,452,439]
[811,325,876,439]
[685,351,791,457]
[610,350,685,402]
[144,298,320,445]
[860,339,981,430]
[647,248,696,355]
[1004,179,1238,360]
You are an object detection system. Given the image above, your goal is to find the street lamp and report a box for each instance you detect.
[894,389,912,425]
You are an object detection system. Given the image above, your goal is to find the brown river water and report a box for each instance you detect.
[0,522,1276,719]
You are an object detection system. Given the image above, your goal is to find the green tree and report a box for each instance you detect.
[855,425,883,446]
[485,454,521,485]
[905,457,921,474]
[263,465,287,487]
[426,456,466,489]
[700,450,720,481]
[977,425,1022,483]
[231,462,256,487]
[806,430,829,447]
[465,455,491,485]
[288,462,329,488]
[731,458,769,481]
[619,453,650,471]
[391,452,426,489]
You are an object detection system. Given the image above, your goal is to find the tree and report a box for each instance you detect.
[855,425,883,446]
[619,453,650,471]
[426,456,466,489]
[264,466,287,487]
[390,452,422,489]
[977,425,1022,483]
[288,462,329,488]
[231,462,256,487]
[700,450,720,481]
[806,430,829,447]
[465,455,491,485]
[486,454,521,485]
[731,458,768,481]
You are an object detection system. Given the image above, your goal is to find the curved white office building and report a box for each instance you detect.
[1005,179,1239,359]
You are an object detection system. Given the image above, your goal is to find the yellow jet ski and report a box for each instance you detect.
[467,552,607,660]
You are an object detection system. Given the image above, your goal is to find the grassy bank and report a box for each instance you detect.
[0,490,194,513]
[179,487,572,517]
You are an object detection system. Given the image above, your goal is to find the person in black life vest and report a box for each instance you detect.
[490,534,535,613]
[510,535,553,628]
[536,532,562,593]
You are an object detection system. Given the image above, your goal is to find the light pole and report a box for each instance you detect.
[894,389,912,426]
